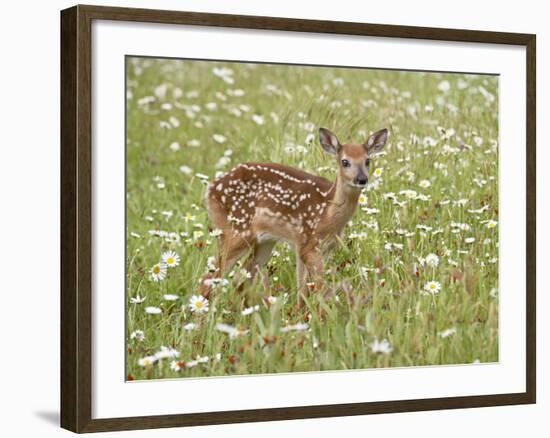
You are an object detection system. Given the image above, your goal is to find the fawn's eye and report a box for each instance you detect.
[341,159,350,168]
[365,159,371,167]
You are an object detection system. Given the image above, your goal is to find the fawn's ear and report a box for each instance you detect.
[319,128,341,155]
[365,128,388,155]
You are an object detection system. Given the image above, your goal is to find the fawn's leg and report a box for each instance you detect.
[199,232,251,297]
[296,250,308,298]
[297,244,323,307]
[241,241,275,290]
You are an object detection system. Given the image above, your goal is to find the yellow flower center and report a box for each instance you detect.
[167,257,174,264]
[194,301,203,308]
[153,265,160,274]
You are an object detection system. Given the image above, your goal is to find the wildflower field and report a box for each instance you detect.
[125,57,499,380]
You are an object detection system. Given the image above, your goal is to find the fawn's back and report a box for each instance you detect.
[206,162,334,245]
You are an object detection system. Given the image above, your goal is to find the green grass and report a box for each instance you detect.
[125,57,499,380]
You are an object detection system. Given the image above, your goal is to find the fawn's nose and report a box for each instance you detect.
[355,176,368,186]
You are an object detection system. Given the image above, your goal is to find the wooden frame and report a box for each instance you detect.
[60,4,536,433]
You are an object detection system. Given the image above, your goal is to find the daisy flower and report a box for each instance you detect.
[130,330,145,341]
[280,323,309,333]
[373,167,383,178]
[179,165,193,175]
[170,360,185,371]
[183,212,196,222]
[210,228,223,237]
[188,295,209,314]
[130,295,146,304]
[465,237,476,244]
[145,306,162,314]
[424,280,441,295]
[216,323,249,338]
[419,179,431,189]
[425,253,440,267]
[358,193,368,206]
[138,356,157,367]
[252,114,265,125]
[438,327,457,338]
[161,250,180,268]
[369,338,393,354]
[241,305,260,316]
[193,230,204,240]
[437,80,451,92]
[154,346,180,360]
[486,220,498,229]
[212,134,227,144]
[195,173,209,181]
[183,322,198,331]
[150,263,167,281]
[163,294,179,301]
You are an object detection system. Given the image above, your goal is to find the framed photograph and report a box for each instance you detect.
[60,4,536,433]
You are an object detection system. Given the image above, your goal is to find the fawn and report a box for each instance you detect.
[199,127,388,302]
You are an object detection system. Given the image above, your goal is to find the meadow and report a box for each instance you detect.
[125,57,499,380]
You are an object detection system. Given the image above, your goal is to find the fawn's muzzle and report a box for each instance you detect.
[354,176,368,186]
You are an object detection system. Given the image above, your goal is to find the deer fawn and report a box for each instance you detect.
[199,127,388,303]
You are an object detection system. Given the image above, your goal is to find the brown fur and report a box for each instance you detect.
[198,128,388,303]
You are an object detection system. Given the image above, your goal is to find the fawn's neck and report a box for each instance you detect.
[322,175,361,235]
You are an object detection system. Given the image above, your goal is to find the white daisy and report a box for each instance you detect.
[196,355,209,364]
[170,360,184,371]
[163,294,179,301]
[216,323,249,338]
[373,167,383,177]
[438,327,457,338]
[155,346,180,360]
[210,228,223,237]
[212,134,227,144]
[145,306,162,314]
[179,165,193,175]
[138,356,157,367]
[486,220,498,229]
[425,253,440,268]
[130,295,146,304]
[280,323,309,333]
[252,114,265,125]
[419,179,431,189]
[437,80,451,92]
[465,237,476,244]
[241,305,260,316]
[150,263,167,281]
[130,330,145,341]
[161,250,180,268]
[358,193,368,206]
[183,322,198,331]
[188,295,209,314]
[193,230,204,240]
[370,338,393,354]
[424,281,441,295]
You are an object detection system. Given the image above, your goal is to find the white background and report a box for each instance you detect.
[0,0,546,437]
